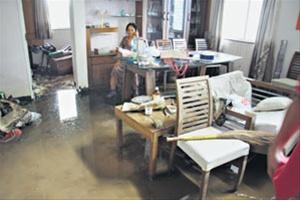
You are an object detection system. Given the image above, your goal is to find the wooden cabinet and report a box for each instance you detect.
[86,27,120,90]
[188,0,210,49]
[88,53,119,90]
[135,0,143,37]
[139,0,191,42]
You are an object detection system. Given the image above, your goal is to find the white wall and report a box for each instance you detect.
[45,29,72,49]
[85,0,136,50]
[0,0,33,98]
[70,0,88,88]
[220,40,255,76]
[272,0,300,78]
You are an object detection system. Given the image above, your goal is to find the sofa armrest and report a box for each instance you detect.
[246,78,297,106]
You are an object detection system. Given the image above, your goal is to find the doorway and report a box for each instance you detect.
[23,0,75,99]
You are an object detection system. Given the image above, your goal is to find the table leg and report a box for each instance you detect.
[200,64,207,75]
[149,135,158,178]
[122,65,135,101]
[226,62,234,73]
[116,118,123,155]
[145,70,156,96]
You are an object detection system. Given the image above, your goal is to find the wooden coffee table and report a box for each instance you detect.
[115,105,176,178]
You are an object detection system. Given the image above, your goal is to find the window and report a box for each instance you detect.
[47,0,70,29]
[221,0,263,42]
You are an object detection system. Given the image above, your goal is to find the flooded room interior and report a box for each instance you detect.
[0,0,299,199]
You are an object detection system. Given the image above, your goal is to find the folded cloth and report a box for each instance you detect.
[0,128,22,143]
[0,100,28,132]
[122,98,166,112]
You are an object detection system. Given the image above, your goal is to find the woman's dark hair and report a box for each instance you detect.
[126,23,137,32]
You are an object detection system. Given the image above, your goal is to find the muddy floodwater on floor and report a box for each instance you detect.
[0,89,274,199]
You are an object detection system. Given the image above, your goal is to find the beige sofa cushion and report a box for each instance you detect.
[254,97,292,112]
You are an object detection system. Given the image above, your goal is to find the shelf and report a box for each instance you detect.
[87,27,118,33]
[147,31,161,34]
[147,12,162,17]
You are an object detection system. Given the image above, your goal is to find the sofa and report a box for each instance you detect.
[208,71,297,153]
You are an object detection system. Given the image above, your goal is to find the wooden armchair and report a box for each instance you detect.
[168,76,250,199]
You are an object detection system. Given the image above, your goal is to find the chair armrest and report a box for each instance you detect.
[225,108,255,130]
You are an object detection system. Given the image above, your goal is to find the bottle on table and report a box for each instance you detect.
[152,86,161,101]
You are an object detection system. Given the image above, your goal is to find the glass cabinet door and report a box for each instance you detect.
[167,0,188,39]
[146,0,164,41]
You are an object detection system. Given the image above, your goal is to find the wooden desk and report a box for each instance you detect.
[115,106,176,178]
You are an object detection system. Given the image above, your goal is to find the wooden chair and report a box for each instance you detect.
[155,39,174,91]
[168,76,250,199]
[172,38,187,51]
[195,38,208,51]
[156,39,173,50]
[159,38,187,92]
[195,38,223,75]
[272,51,300,89]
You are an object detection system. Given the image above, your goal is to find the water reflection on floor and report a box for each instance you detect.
[57,89,78,121]
[0,89,274,199]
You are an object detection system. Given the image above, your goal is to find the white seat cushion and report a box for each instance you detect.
[254,110,288,134]
[177,127,250,171]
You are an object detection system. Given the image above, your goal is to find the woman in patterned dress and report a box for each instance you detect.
[107,23,138,98]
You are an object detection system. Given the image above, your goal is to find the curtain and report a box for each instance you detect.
[207,0,224,51]
[34,0,52,39]
[273,40,288,79]
[248,0,278,81]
